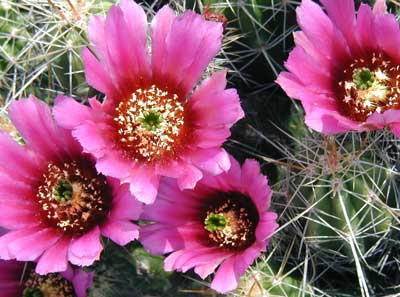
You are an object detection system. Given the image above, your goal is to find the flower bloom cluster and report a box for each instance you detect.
[277,0,400,135]
[4,0,396,294]
[0,0,278,295]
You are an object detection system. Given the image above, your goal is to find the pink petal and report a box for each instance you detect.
[192,127,231,149]
[375,14,400,63]
[71,269,94,297]
[365,109,400,128]
[0,132,40,182]
[68,227,103,266]
[103,5,147,94]
[151,5,177,85]
[184,148,230,176]
[82,47,121,99]
[164,250,185,271]
[0,227,42,259]
[241,159,272,210]
[87,15,107,62]
[109,182,143,221]
[284,46,333,92]
[194,261,222,279]
[156,161,203,190]
[356,4,377,52]
[95,150,132,181]
[140,224,203,255]
[128,165,160,204]
[140,225,185,255]
[276,72,314,102]
[200,155,242,192]
[72,121,114,159]
[373,0,387,15]
[255,212,279,241]
[304,106,362,134]
[293,31,333,70]
[175,247,232,273]
[0,173,36,205]
[0,200,39,230]
[8,96,79,160]
[141,198,198,225]
[119,0,151,83]
[156,11,223,97]
[35,236,71,274]
[156,177,206,207]
[101,220,139,245]
[8,228,62,261]
[53,95,95,129]
[320,0,359,54]
[296,0,350,67]
[233,244,264,278]
[390,123,400,137]
[210,256,240,294]
[188,77,243,127]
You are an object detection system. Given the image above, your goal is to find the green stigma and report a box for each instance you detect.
[204,213,227,232]
[139,110,163,131]
[353,68,375,90]
[23,288,44,297]
[53,179,73,202]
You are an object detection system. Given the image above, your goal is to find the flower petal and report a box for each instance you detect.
[35,236,71,274]
[155,11,223,97]
[68,227,103,266]
[9,96,79,160]
[210,257,239,294]
[101,220,139,246]
[296,0,350,67]
[8,228,62,261]
[53,95,95,129]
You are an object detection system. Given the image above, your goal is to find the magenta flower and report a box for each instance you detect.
[277,0,400,135]
[0,96,142,274]
[0,259,93,297]
[139,157,278,293]
[54,0,244,204]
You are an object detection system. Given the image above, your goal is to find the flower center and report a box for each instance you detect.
[23,288,44,297]
[24,270,75,297]
[113,85,188,162]
[204,213,227,232]
[201,191,259,251]
[36,158,112,235]
[337,52,400,122]
[53,180,73,203]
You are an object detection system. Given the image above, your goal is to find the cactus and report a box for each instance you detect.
[259,106,400,296]
[0,0,114,103]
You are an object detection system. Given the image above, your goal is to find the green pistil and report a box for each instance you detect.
[23,288,44,297]
[204,213,227,232]
[53,179,73,202]
[353,68,375,90]
[139,110,163,131]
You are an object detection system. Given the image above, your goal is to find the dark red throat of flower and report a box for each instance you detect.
[36,157,112,236]
[200,191,259,251]
[23,270,75,297]
[112,85,191,163]
[336,52,400,122]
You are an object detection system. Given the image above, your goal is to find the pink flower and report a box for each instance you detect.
[277,0,400,135]
[139,157,278,293]
[54,0,244,204]
[0,259,93,297]
[0,96,142,274]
